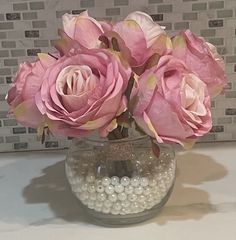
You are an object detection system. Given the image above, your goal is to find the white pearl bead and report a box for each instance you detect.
[125,185,133,194]
[111,208,119,215]
[143,186,151,196]
[102,207,110,214]
[140,177,149,187]
[102,177,111,186]
[131,176,140,187]
[108,193,117,202]
[88,184,96,193]
[97,192,106,201]
[114,184,124,193]
[94,206,102,212]
[88,202,95,209]
[95,201,103,208]
[79,192,89,201]
[113,202,122,211]
[96,185,104,193]
[89,192,97,201]
[111,176,119,185]
[121,200,130,207]
[105,185,114,195]
[118,192,127,201]
[86,174,95,183]
[138,194,146,203]
[148,178,157,187]
[121,176,130,186]
[81,183,89,191]
[128,193,137,202]
[104,199,113,208]
[134,186,143,195]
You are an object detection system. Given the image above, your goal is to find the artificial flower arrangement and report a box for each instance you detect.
[7,11,227,148]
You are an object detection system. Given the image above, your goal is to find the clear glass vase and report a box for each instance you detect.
[65,135,176,226]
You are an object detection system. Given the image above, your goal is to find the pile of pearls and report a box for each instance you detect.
[66,159,175,215]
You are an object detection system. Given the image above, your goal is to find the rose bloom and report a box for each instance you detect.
[6,55,55,128]
[35,49,131,137]
[172,30,227,97]
[61,11,172,70]
[131,55,212,147]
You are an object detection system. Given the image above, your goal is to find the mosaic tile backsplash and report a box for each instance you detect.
[0,0,235,152]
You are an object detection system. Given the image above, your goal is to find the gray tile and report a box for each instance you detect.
[11,49,26,57]
[0,94,5,101]
[160,22,172,30]
[157,4,172,13]
[6,77,12,83]
[29,2,45,10]
[200,29,216,37]
[207,38,224,45]
[56,10,69,18]
[0,50,9,58]
[13,3,28,11]
[114,0,129,6]
[106,8,120,16]
[0,111,8,118]
[34,40,49,47]
[71,10,86,15]
[4,59,18,66]
[150,14,163,21]
[225,91,236,98]
[14,142,28,150]
[217,9,233,18]
[3,119,18,126]
[2,41,16,48]
[217,47,227,55]
[226,56,236,63]
[217,117,232,124]
[23,12,38,20]
[183,12,198,20]
[13,127,27,134]
[200,133,216,142]
[226,108,236,115]
[0,22,14,30]
[6,136,20,143]
[0,68,11,75]
[32,20,47,28]
[45,141,59,148]
[27,49,41,56]
[0,14,4,21]
[6,13,21,21]
[210,125,224,132]
[174,22,189,30]
[209,1,224,9]
[149,0,163,2]
[0,77,4,84]
[0,32,7,39]
[192,2,207,11]
[80,0,95,8]
[28,128,37,134]
[25,30,40,38]
[209,19,223,27]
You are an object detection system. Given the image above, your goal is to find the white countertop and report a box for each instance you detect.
[0,142,236,240]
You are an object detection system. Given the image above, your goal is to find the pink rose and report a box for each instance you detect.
[6,54,57,128]
[35,49,131,137]
[61,11,111,49]
[131,56,212,147]
[172,30,227,97]
[108,11,172,69]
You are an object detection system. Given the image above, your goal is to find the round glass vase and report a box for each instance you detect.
[65,135,176,226]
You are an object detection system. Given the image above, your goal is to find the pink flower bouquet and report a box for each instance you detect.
[7,11,227,147]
